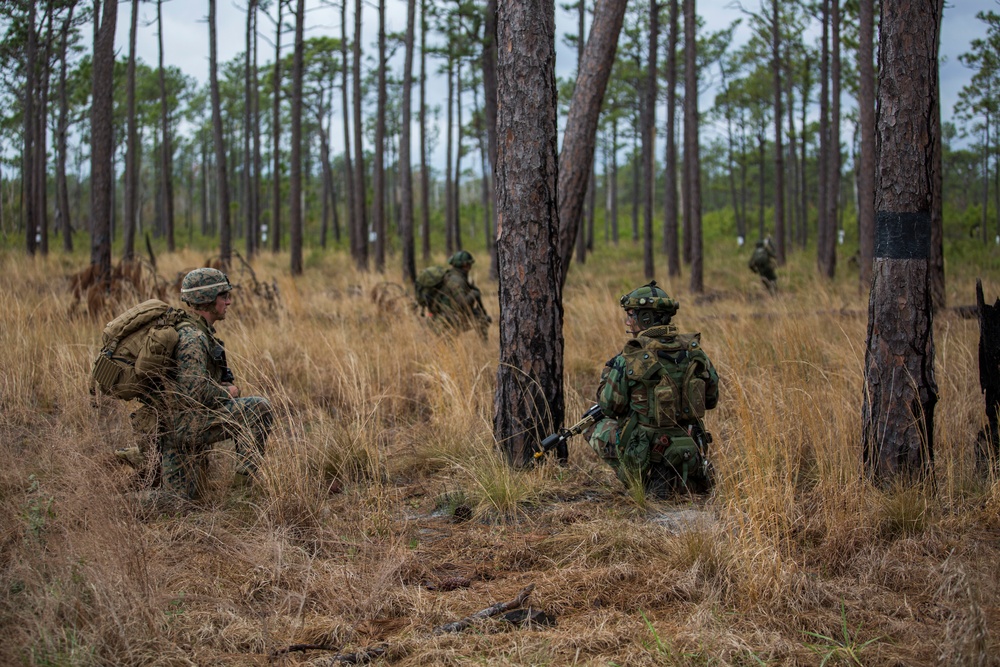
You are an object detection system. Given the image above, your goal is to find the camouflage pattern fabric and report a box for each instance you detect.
[590,324,719,493]
[427,268,490,341]
[149,314,272,501]
[749,243,778,294]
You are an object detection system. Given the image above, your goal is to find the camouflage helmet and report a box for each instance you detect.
[180,268,232,306]
[620,280,679,329]
[448,250,475,268]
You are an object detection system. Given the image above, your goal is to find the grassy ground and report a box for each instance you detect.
[1,243,999,666]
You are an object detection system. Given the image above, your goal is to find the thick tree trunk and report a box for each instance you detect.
[556,0,628,286]
[858,0,875,289]
[642,0,658,279]
[977,280,1000,474]
[495,0,564,467]
[209,0,232,266]
[289,0,304,274]
[400,0,417,282]
[861,0,941,483]
[90,0,116,280]
[684,0,702,292]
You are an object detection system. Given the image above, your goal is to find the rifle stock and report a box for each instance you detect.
[535,404,604,459]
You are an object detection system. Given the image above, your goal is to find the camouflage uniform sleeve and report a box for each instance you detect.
[597,354,630,418]
[172,325,231,409]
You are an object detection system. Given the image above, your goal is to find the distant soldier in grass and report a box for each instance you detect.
[749,237,778,295]
[130,268,273,508]
[415,250,492,341]
[588,281,719,495]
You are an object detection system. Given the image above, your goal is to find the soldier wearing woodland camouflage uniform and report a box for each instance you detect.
[749,237,778,295]
[588,281,719,495]
[140,268,273,506]
[423,251,491,341]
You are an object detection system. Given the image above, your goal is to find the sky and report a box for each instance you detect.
[96,0,1000,174]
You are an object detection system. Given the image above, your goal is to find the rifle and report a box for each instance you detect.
[535,404,605,460]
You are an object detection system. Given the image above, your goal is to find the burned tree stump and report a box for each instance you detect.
[976,279,1000,475]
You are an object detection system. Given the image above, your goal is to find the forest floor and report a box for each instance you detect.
[1,246,999,666]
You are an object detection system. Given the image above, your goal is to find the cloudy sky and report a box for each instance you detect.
[115,0,988,173]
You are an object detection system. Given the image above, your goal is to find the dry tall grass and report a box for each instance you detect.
[1,246,998,666]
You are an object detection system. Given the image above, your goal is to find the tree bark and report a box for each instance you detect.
[209,0,232,266]
[771,0,785,265]
[483,0,499,278]
[271,0,283,253]
[23,0,37,256]
[684,0,702,292]
[857,0,875,289]
[419,0,431,262]
[817,0,830,273]
[642,0,658,279]
[340,0,355,253]
[664,0,680,274]
[56,3,76,253]
[556,0,628,287]
[373,0,387,272]
[158,0,176,252]
[861,0,941,483]
[289,0,305,274]
[400,0,417,282]
[123,0,140,261]
[445,52,455,254]
[494,0,564,467]
[243,0,256,258]
[353,0,369,269]
[90,0,117,280]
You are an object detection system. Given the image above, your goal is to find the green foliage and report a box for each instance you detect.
[802,601,884,666]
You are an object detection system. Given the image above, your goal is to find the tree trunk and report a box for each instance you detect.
[483,0,499,278]
[642,0,658,279]
[454,51,464,251]
[574,0,588,268]
[243,0,256,258]
[289,0,304,274]
[419,0,431,262]
[157,0,176,253]
[35,7,53,256]
[556,0,628,286]
[24,1,37,256]
[771,0,785,264]
[90,0,116,280]
[861,0,941,483]
[494,0,564,467]
[353,0,368,269]
[799,53,811,249]
[977,279,1000,474]
[373,0,387,271]
[858,0,875,289]
[271,0,283,253]
[122,0,139,261]
[339,0,355,253]
[823,0,840,278]
[684,0,702,292]
[611,117,619,244]
[664,0,680,273]
[817,0,829,270]
[445,54,455,254]
[209,0,232,266]
[56,3,76,253]
[400,0,417,283]
[928,0,945,311]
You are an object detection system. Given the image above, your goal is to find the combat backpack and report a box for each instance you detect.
[622,328,710,430]
[415,265,449,312]
[90,299,194,400]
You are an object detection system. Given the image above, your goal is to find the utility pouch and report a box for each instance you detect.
[92,353,122,389]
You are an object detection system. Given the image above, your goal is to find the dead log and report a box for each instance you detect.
[432,583,535,634]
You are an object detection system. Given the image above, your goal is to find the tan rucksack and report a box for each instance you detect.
[90,299,194,400]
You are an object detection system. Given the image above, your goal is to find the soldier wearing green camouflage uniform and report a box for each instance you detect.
[148,268,273,504]
[749,237,778,295]
[428,251,491,341]
[588,281,719,495]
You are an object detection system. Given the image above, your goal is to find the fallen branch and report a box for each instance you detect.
[433,583,535,634]
[318,643,390,665]
[269,642,339,659]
